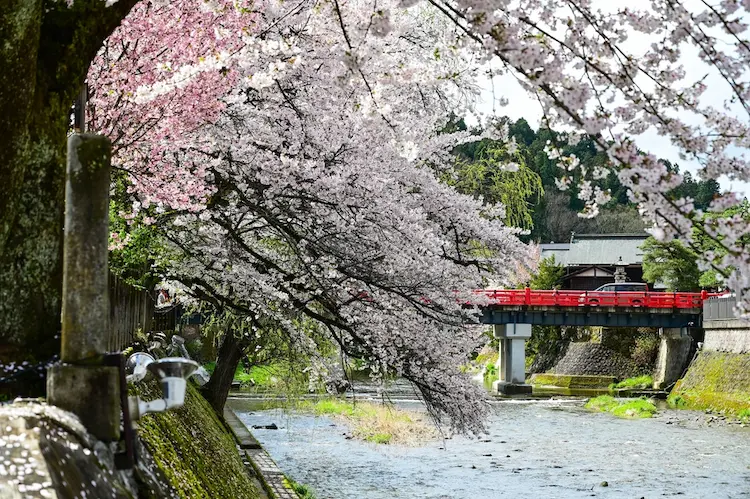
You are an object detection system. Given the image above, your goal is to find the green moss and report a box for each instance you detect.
[530,373,616,388]
[130,381,260,498]
[585,395,619,412]
[609,375,653,392]
[668,351,750,416]
[586,395,657,418]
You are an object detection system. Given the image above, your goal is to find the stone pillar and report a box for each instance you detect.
[47,134,120,441]
[493,323,533,394]
[653,327,693,390]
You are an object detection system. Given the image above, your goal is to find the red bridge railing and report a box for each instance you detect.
[477,289,717,309]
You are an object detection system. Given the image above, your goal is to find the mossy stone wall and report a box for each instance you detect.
[131,381,260,498]
[530,373,616,388]
[669,351,750,414]
[551,343,639,379]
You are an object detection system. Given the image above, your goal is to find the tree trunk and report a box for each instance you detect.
[0,0,139,397]
[202,332,246,415]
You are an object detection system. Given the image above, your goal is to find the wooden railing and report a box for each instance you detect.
[107,273,154,352]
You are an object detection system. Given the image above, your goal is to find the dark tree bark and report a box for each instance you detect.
[202,332,247,415]
[0,0,139,396]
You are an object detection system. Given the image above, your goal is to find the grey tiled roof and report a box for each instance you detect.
[541,233,649,266]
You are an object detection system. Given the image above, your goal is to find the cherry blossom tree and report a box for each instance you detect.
[87,0,256,212]
[425,0,750,310]
[97,0,532,431]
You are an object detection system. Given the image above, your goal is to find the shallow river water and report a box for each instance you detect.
[231,397,750,499]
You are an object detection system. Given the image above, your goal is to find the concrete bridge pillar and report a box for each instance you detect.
[653,327,693,390]
[493,323,533,395]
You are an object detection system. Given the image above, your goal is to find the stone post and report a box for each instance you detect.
[493,323,533,394]
[47,134,121,441]
[653,327,692,390]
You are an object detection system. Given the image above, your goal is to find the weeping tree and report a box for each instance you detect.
[449,141,544,230]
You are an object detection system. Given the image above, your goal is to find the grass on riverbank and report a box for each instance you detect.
[586,395,657,418]
[302,398,438,445]
[609,375,654,392]
[283,476,316,499]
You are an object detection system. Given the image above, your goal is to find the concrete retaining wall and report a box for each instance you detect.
[703,320,750,353]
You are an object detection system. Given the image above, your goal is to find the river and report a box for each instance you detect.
[230,396,750,498]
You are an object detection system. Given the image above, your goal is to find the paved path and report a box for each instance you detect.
[224,408,298,499]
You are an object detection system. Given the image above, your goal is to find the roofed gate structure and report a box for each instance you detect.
[540,233,653,290]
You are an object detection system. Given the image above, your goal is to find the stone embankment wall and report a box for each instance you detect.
[670,319,750,414]
[551,343,639,379]
[130,381,261,498]
[0,382,261,498]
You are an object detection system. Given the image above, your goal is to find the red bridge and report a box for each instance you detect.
[479,288,713,309]
[476,288,723,393]
[477,289,722,328]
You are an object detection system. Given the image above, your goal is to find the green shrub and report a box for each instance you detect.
[631,332,660,370]
[283,476,316,499]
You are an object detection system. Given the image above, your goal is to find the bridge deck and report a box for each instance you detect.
[477,289,713,309]
[477,289,712,327]
[481,305,701,327]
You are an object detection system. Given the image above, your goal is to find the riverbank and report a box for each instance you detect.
[668,350,750,418]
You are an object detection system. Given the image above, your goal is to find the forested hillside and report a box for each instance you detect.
[451,118,721,242]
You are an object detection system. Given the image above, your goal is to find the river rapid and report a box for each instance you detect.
[230,396,750,498]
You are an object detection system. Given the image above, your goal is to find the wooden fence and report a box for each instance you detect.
[107,273,154,352]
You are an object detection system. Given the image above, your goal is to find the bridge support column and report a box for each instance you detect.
[493,323,532,395]
[653,327,692,390]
